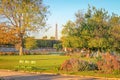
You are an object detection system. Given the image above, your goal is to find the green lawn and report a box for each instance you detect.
[0,55,70,72]
[0,55,120,78]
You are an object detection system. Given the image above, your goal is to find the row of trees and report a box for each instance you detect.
[24,37,61,50]
[62,6,120,53]
[36,39,60,48]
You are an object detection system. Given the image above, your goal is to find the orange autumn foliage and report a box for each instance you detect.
[0,24,19,45]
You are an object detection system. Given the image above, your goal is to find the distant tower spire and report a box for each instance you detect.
[55,24,58,40]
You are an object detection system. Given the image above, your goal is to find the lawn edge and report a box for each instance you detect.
[0,69,120,80]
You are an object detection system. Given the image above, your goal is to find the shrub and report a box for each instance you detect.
[0,77,5,80]
[78,60,90,71]
[60,58,97,72]
[6,52,16,55]
[97,52,120,73]
[60,58,79,72]
[96,55,102,61]
[0,52,3,55]
[78,60,97,71]
[0,52,16,55]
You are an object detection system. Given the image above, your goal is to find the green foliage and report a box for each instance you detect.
[112,70,120,75]
[50,36,55,40]
[42,36,48,40]
[78,60,97,71]
[61,5,120,53]
[53,43,62,51]
[36,39,61,48]
[25,37,37,50]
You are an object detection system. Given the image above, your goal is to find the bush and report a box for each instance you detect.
[0,77,6,80]
[78,60,97,71]
[78,60,90,71]
[60,58,79,72]
[60,58,97,72]
[0,52,16,55]
[97,52,120,73]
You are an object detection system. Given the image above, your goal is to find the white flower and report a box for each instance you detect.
[31,61,36,64]
[25,60,30,64]
[19,60,24,64]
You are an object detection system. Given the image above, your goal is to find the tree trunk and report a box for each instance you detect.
[19,45,23,55]
[19,33,23,55]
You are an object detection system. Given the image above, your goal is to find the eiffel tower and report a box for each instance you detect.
[55,24,58,40]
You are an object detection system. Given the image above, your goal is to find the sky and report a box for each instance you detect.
[33,0,120,39]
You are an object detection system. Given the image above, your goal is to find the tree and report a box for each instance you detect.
[61,21,76,48]
[50,36,55,40]
[42,36,48,40]
[85,7,110,51]
[62,6,120,53]
[62,6,111,50]
[109,14,120,52]
[0,23,18,45]
[25,37,37,50]
[61,12,89,49]
[0,0,48,55]
[53,43,62,51]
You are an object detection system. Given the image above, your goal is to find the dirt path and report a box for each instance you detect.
[0,70,115,80]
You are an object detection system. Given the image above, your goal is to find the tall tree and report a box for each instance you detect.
[61,21,76,48]
[0,0,48,55]
[86,7,110,51]
[61,6,115,52]
[109,14,120,52]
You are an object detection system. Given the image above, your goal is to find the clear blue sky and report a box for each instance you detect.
[33,0,120,39]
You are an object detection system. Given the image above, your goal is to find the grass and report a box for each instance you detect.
[0,55,70,71]
[0,55,120,78]
[67,71,120,78]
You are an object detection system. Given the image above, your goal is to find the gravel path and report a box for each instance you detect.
[0,70,116,80]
